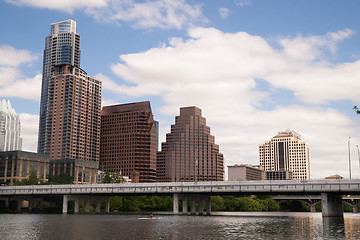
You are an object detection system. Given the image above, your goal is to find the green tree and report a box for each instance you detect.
[248,198,262,211]
[14,171,40,185]
[102,171,125,183]
[48,173,73,184]
[211,196,225,211]
[353,106,360,114]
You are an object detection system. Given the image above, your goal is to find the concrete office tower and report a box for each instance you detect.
[259,129,311,180]
[100,102,157,182]
[157,106,224,182]
[228,164,265,181]
[38,20,102,162]
[0,99,22,151]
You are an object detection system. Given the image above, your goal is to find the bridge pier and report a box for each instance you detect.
[310,204,316,213]
[206,196,211,215]
[173,194,211,215]
[96,200,101,213]
[173,193,179,214]
[74,197,79,213]
[321,193,343,218]
[63,195,110,214]
[85,198,90,213]
[199,200,204,215]
[105,199,110,213]
[62,195,68,214]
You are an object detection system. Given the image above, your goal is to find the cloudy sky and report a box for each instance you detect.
[1,0,360,179]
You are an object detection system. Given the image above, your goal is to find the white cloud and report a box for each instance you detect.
[100,27,360,179]
[279,29,354,61]
[0,74,41,101]
[4,0,107,13]
[0,45,41,101]
[235,0,251,7]
[219,8,230,19]
[0,45,37,66]
[102,98,118,107]
[6,0,207,30]
[19,113,39,152]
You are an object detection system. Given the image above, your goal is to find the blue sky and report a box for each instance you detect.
[1,0,360,179]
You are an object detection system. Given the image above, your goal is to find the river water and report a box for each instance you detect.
[0,212,359,240]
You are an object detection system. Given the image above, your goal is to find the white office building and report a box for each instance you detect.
[0,99,22,151]
[259,129,310,180]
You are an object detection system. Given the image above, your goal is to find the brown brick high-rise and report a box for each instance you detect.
[100,102,157,182]
[157,106,224,182]
[38,65,102,162]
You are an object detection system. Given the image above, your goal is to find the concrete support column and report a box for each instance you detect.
[206,197,211,215]
[17,199,21,212]
[310,204,316,213]
[28,200,32,211]
[310,200,316,212]
[199,200,204,215]
[85,199,90,213]
[173,193,179,214]
[105,198,110,213]
[96,200,101,213]
[39,199,43,211]
[321,193,343,218]
[5,198,9,207]
[182,196,188,214]
[62,195,68,214]
[74,198,79,213]
[191,200,196,215]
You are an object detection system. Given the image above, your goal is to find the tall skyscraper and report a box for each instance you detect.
[157,106,224,182]
[0,99,22,151]
[259,129,311,180]
[38,20,102,162]
[100,102,157,182]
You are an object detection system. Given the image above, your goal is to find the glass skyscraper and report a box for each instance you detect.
[38,20,101,163]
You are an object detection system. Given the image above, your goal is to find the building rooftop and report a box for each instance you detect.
[0,99,16,115]
[273,129,301,140]
[101,101,152,115]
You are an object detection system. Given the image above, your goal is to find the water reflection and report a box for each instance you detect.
[323,217,345,239]
[0,213,359,240]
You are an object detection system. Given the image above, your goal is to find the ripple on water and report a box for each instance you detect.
[0,213,359,240]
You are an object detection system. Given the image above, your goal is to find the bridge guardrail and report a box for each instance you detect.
[0,180,360,196]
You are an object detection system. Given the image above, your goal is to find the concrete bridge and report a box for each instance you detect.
[273,195,360,213]
[1,179,360,218]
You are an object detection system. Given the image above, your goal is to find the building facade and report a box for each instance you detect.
[157,106,224,182]
[228,164,265,181]
[100,102,157,182]
[0,99,22,151]
[38,20,102,163]
[265,170,293,180]
[49,159,98,184]
[0,151,49,185]
[259,129,311,180]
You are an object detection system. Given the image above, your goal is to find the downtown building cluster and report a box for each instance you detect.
[0,19,312,185]
[0,19,224,185]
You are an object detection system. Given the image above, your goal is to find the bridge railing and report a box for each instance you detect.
[0,180,360,196]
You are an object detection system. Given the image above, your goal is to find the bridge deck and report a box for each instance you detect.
[0,179,359,196]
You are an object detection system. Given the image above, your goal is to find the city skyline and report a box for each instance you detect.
[1,1,360,179]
